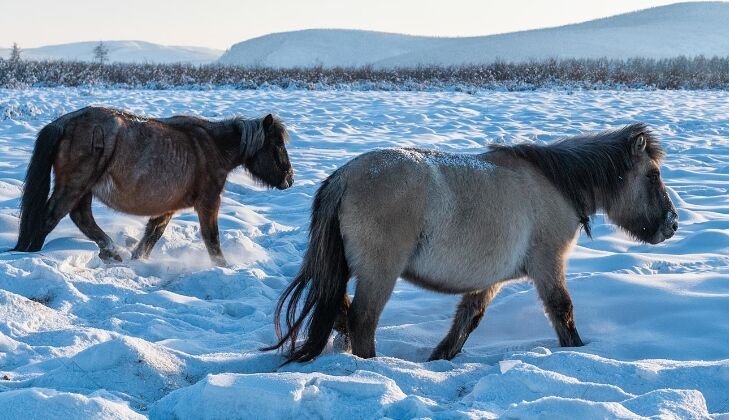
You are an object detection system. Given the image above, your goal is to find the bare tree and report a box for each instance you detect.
[10,43,21,62]
[93,41,109,64]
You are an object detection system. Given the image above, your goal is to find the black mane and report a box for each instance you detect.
[491,123,664,236]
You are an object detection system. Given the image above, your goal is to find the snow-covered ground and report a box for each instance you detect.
[0,87,728,419]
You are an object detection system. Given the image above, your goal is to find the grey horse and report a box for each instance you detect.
[265,123,678,363]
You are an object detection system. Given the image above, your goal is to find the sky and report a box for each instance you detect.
[0,0,711,49]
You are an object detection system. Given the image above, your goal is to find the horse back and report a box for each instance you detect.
[103,118,217,215]
[337,148,579,293]
[53,107,218,216]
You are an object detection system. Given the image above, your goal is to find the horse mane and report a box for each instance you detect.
[490,123,664,236]
[234,115,288,158]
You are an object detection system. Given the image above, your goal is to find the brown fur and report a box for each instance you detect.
[13,106,293,266]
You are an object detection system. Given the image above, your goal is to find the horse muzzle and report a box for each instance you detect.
[650,211,679,244]
[277,173,294,190]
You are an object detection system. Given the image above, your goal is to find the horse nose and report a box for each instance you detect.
[278,174,294,190]
[667,211,678,232]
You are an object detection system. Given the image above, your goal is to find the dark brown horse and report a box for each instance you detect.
[12,106,293,266]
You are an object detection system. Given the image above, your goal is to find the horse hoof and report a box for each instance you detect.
[212,257,228,267]
[428,347,457,362]
[130,250,144,260]
[99,249,123,263]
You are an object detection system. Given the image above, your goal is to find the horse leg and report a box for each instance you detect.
[528,256,584,347]
[131,212,174,260]
[28,186,84,250]
[70,193,120,262]
[195,195,226,267]
[332,294,352,351]
[348,271,398,359]
[429,283,502,361]
[334,293,351,334]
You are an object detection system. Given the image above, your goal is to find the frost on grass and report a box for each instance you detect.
[3,56,729,91]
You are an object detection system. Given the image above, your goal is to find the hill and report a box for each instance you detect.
[0,40,223,64]
[219,2,729,68]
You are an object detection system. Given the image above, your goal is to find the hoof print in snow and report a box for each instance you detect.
[30,295,53,307]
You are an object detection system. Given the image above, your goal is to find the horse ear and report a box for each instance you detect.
[263,114,274,131]
[632,134,646,156]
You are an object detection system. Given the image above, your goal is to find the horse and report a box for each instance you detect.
[264,123,678,363]
[11,106,293,266]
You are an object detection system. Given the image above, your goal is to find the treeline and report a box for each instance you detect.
[1,56,729,90]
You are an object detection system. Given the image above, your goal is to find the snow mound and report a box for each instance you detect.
[28,337,189,407]
[468,359,712,418]
[0,289,73,335]
[151,371,408,419]
[0,388,143,420]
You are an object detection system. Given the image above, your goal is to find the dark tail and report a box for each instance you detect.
[13,123,64,252]
[262,170,349,363]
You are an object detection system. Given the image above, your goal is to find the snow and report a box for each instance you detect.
[1,87,729,418]
[219,2,729,68]
[0,41,223,64]
[151,371,408,419]
[367,148,494,176]
[0,388,144,420]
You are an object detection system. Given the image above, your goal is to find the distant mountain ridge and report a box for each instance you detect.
[3,2,728,67]
[0,41,223,64]
[219,2,729,68]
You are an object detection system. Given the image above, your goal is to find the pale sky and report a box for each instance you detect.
[0,0,711,49]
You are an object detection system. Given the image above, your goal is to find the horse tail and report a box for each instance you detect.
[262,169,349,363]
[13,123,64,252]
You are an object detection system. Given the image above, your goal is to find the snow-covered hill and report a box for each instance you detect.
[219,30,433,68]
[0,41,223,64]
[219,2,729,68]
